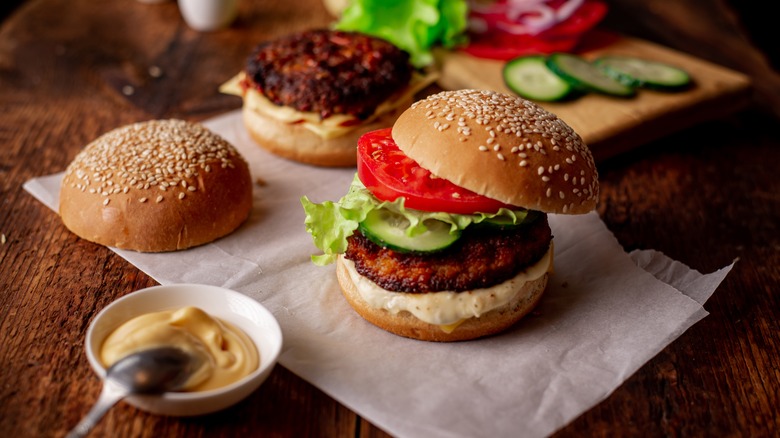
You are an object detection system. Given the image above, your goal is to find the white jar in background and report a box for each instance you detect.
[178,0,239,31]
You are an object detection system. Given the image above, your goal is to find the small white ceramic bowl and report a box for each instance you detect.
[85,283,283,416]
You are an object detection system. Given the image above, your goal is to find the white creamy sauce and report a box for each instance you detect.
[341,244,553,327]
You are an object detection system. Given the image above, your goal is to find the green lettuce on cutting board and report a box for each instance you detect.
[334,0,468,67]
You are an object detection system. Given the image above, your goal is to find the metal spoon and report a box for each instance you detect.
[67,346,199,438]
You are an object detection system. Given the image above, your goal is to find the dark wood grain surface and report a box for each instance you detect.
[1,1,778,437]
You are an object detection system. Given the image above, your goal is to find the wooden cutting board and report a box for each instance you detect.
[434,33,752,161]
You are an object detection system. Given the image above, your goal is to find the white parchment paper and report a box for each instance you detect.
[23,111,733,438]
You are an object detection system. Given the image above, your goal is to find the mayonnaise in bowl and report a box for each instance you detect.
[100,306,259,392]
[85,284,283,416]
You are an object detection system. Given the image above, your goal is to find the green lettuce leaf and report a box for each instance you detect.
[334,0,468,67]
[301,175,531,265]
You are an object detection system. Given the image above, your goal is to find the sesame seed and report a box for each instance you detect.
[61,119,243,207]
[178,192,185,200]
[412,89,596,206]
[103,199,110,206]
[156,195,163,203]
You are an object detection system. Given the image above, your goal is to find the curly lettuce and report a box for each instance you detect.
[334,0,468,67]
[301,175,532,265]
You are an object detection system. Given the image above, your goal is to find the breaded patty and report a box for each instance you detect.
[245,29,412,119]
[345,215,553,293]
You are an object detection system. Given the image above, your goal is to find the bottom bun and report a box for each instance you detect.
[336,256,549,342]
[243,98,411,167]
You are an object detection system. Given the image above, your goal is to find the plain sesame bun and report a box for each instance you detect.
[242,95,412,167]
[392,89,599,214]
[59,119,253,252]
[336,255,550,342]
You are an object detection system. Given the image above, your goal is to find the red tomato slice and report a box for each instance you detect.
[356,128,513,214]
[463,35,578,60]
[463,0,608,60]
[543,1,608,38]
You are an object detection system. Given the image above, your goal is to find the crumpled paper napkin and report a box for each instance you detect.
[23,111,733,437]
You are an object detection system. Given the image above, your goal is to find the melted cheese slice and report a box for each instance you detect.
[219,70,438,139]
[340,243,553,329]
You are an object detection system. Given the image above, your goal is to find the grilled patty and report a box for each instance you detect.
[345,215,552,293]
[245,29,412,119]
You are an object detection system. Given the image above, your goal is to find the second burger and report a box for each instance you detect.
[220,29,437,167]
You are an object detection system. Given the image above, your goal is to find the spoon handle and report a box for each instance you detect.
[66,379,128,438]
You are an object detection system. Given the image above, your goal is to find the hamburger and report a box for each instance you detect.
[302,89,599,342]
[219,29,437,167]
[59,119,253,252]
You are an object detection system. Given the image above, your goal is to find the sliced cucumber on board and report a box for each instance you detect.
[502,55,574,102]
[358,209,461,253]
[545,53,636,97]
[594,56,692,90]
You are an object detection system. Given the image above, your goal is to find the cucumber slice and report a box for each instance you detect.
[503,55,574,101]
[546,53,636,97]
[594,56,692,90]
[358,209,461,253]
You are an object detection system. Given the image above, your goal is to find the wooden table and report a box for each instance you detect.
[1,1,778,436]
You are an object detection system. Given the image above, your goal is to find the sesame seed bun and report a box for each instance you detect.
[59,119,253,252]
[242,94,412,167]
[336,255,549,342]
[391,89,599,214]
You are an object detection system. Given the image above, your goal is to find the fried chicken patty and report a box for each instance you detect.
[245,29,413,120]
[345,215,553,293]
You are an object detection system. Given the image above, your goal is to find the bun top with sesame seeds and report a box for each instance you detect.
[391,89,598,214]
[59,119,253,252]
